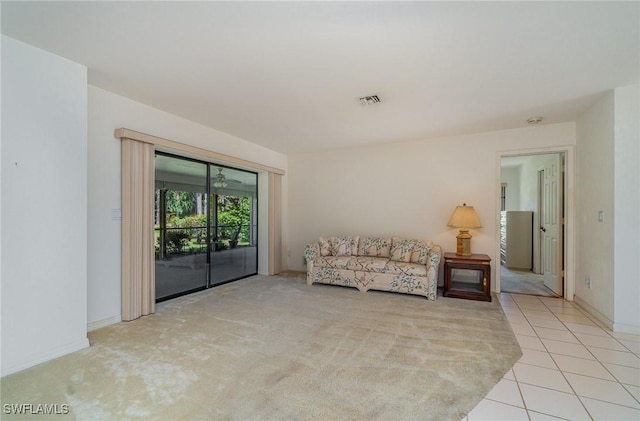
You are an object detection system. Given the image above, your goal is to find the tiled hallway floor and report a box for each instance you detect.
[464,293,640,420]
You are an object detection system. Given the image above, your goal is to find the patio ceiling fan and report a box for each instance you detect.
[212,168,241,188]
[213,168,228,188]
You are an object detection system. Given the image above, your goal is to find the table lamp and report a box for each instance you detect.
[447,203,482,256]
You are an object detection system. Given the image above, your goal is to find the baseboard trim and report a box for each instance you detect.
[87,315,122,332]
[612,321,640,334]
[573,296,640,334]
[573,295,614,330]
[1,338,90,377]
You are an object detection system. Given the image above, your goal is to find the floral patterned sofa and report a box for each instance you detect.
[304,236,441,300]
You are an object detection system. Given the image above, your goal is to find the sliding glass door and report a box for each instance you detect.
[154,153,258,301]
[210,166,258,285]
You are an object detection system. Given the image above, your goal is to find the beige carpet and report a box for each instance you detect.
[1,273,521,420]
[500,265,559,297]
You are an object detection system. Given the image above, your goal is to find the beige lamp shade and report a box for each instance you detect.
[447,204,481,256]
[447,204,482,228]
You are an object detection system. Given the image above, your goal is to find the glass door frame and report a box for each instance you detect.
[154,151,259,302]
[208,162,259,287]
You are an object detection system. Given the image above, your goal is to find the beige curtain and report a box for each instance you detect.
[268,172,283,275]
[121,138,155,321]
[115,128,286,300]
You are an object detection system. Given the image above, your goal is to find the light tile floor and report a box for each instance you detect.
[463,293,640,421]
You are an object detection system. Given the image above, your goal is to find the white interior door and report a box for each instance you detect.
[541,154,563,295]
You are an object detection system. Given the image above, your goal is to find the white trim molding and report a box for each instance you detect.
[114,128,285,176]
[1,339,90,377]
[87,315,123,332]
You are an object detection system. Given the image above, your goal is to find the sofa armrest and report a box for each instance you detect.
[304,243,319,263]
[426,245,442,272]
[304,243,320,285]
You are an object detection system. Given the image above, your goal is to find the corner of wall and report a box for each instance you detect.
[613,84,640,332]
[2,36,89,376]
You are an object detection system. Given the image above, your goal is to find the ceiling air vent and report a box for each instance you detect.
[527,116,543,124]
[359,94,382,106]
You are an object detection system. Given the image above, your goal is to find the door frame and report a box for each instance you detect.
[495,145,575,301]
[537,168,544,275]
[540,154,564,295]
[154,151,259,302]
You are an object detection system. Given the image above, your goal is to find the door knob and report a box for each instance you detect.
[540,227,546,232]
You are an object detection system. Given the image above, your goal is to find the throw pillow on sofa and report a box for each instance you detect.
[410,240,433,265]
[319,236,333,256]
[330,236,353,256]
[390,237,417,262]
[357,237,391,257]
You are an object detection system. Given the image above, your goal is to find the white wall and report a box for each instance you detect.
[87,86,288,329]
[288,123,576,288]
[575,86,640,333]
[1,36,89,376]
[518,155,555,212]
[613,85,640,333]
[499,166,520,211]
[0,19,4,377]
[575,91,616,326]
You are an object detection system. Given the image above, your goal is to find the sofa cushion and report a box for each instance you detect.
[390,237,417,262]
[346,256,388,273]
[319,236,332,256]
[330,236,353,256]
[357,237,391,257]
[384,261,428,277]
[410,240,433,264]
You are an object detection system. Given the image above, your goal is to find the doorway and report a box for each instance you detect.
[154,153,258,301]
[499,152,565,297]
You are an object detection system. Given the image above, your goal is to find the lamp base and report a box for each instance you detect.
[456,229,473,256]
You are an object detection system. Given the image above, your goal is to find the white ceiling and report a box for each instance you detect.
[2,1,638,154]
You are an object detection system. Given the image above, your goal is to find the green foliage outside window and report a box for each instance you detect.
[155,190,252,256]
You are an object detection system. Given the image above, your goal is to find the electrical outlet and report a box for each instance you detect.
[585,276,591,289]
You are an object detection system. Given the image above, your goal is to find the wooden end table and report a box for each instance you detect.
[443,252,492,302]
